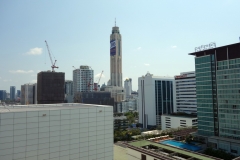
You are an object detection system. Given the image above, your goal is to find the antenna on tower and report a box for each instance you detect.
[115,18,116,27]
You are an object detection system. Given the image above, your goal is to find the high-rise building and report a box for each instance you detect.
[138,72,176,129]
[175,71,197,114]
[17,90,21,98]
[110,24,122,87]
[20,83,37,105]
[0,90,7,101]
[73,65,93,94]
[10,86,16,100]
[124,78,132,98]
[190,42,240,155]
[0,103,113,160]
[37,71,65,104]
[65,80,74,103]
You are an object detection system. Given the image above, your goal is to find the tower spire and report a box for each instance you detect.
[115,18,116,27]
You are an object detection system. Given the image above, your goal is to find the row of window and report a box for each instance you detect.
[218,84,240,89]
[217,78,240,85]
[217,73,240,80]
[218,94,240,99]
[196,76,212,82]
[217,68,240,75]
[195,56,212,65]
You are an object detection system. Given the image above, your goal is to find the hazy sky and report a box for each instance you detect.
[0,0,240,92]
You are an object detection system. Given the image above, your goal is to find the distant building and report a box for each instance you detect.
[104,86,125,102]
[20,83,37,105]
[175,71,197,114]
[124,78,132,98]
[37,71,65,104]
[17,90,21,98]
[10,86,16,100]
[0,90,7,101]
[74,91,114,107]
[65,80,73,103]
[138,72,176,129]
[114,116,128,130]
[116,99,137,113]
[0,103,113,160]
[73,65,93,94]
[161,114,197,130]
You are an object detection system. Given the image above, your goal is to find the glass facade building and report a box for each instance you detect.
[190,42,240,155]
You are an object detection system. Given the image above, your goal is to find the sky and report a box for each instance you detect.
[0,0,240,92]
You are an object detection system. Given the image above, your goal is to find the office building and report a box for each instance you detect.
[74,91,114,107]
[175,71,197,114]
[0,90,7,101]
[124,78,132,98]
[65,80,74,103]
[138,72,176,129]
[17,90,21,98]
[10,86,16,100]
[37,71,65,104]
[73,65,93,94]
[190,42,240,155]
[161,114,197,130]
[116,98,137,113]
[0,103,113,160]
[20,83,37,105]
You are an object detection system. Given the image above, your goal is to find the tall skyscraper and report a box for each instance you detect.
[175,71,197,114]
[10,86,16,100]
[20,83,37,105]
[73,65,94,94]
[110,24,122,87]
[138,72,176,128]
[190,42,240,155]
[37,71,65,104]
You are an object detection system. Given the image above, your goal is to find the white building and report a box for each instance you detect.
[161,114,197,130]
[124,78,132,98]
[73,65,93,94]
[20,83,37,105]
[138,72,176,129]
[0,103,113,160]
[175,71,196,114]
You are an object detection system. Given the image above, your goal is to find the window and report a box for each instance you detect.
[233,105,237,109]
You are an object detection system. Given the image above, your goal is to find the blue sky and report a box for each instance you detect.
[0,0,240,92]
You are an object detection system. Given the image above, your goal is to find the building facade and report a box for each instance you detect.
[110,25,122,87]
[73,65,93,94]
[37,71,65,104]
[175,71,197,114]
[0,90,7,101]
[116,99,137,113]
[17,90,21,98]
[138,72,176,129]
[124,78,132,98]
[65,80,73,103]
[10,86,16,100]
[20,83,37,105]
[161,114,197,130]
[0,103,113,160]
[190,42,240,155]
[74,91,114,107]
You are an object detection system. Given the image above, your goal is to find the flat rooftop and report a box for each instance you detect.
[128,140,220,160]
[0,103,112,113]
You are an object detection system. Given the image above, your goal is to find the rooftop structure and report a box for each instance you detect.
[0,103,113,160]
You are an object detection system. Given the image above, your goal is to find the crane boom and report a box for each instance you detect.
[45,40,58,72]
[98,70,104,84]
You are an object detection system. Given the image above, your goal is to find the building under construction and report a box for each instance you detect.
[37,71,65,104]
[74,91,114,107]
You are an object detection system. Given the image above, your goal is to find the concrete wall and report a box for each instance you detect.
[161,115,197,130]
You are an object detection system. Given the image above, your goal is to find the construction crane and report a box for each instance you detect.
[45,40,58,72]
[94,70,104,91]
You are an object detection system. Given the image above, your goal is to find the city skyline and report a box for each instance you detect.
[1,1,240,91]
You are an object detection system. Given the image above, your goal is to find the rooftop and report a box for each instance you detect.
[128,140,221,160]
[0,103,112,113]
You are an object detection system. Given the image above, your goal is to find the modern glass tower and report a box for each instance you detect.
[10,86,16,100]
[190,42,240,155]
